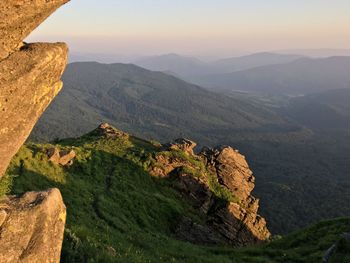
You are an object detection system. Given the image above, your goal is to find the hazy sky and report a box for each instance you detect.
[28,0,350,57]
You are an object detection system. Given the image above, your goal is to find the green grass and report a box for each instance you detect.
[4,130,350,262]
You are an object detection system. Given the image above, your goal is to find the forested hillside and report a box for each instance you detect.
[31,62,350,234]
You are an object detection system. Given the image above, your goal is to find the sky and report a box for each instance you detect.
[27,0,350,58]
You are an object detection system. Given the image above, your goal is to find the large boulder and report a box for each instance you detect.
[0,0,69,59]
[0,1,69,262]
[0,189,66,263]
[0,43,68,176]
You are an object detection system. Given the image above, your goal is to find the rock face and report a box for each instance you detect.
[0,0,69,59]
[0,1,69,262]
[0,43,68,176]
[200,146,270,245]
[152,140,271,246]
[0,1,69,178]
[0,189,66,263]
[200,146,255,203]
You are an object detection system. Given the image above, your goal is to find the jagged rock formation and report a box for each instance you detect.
[0,189,66,263]
[200,146,270,245]
[164,138,197,155]
[0,1,69,177]
[0,1,69,262]
[152,140,271,246]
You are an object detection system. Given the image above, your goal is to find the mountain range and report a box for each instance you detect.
[31,61,350,235]
[133,52,303,78]
[192,56,350,95]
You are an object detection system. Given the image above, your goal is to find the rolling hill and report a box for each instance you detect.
[32,62,294,144]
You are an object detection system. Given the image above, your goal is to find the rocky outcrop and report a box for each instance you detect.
[0,0,69,59]
[0,189,66,263]
[0,1,69,262]
[0,1,69,178]
[0,43,68,176]
[94,123,129,139]
[201,146,254,201]
[200,146,270,244]
[47,148,76,166]
[164,138,197,155]
[152,140,270,246]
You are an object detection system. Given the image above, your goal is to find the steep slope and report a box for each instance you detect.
[3,124,350,262]
[194,57,350,95]
[32,62,296,143]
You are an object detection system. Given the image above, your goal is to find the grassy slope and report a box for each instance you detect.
[2,131,350,263]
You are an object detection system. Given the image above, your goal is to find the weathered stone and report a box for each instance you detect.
[47,148,61,164]
[152,139,270,246]
[0,188,66,263]
[201,146,255,201]
[0,0,69,59]
[0,43,68,177]
[164,138,197,155]
[95,123,129,139]
[58,149,76,166]
[200,145,271,244]
[47,148,76,166]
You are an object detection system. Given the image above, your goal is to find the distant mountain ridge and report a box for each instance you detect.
[192,56,350,95]
[133,52,304,79]
[211,52,303,73]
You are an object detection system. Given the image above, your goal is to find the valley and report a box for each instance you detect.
[30,61,350,235]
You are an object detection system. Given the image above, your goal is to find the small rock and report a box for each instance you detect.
[47,148,76,166]
[165,138,197,155]
[59,150,76,166]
